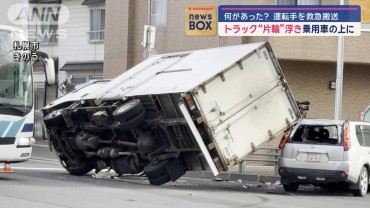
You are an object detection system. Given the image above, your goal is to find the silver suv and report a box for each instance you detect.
[278,119,370,196]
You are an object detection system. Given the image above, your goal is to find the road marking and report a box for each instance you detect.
[30,158,60,164]
[0,167,65,171]
[33,144,49,148]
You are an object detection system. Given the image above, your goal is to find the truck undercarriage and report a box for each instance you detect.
[43,94,221,185]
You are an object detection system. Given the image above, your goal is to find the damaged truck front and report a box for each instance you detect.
[42,42,300,185]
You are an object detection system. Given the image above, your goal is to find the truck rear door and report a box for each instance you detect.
[193,45,299,170]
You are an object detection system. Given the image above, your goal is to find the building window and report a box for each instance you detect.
[89,9,105,41]
[30,8,58,44]
[89,75,103,80]
[71,75,88,85]
[277,0,322,5]
[149,0,167,27]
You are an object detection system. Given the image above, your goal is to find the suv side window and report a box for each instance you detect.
[356,125,364,146]
[362,125,370,147]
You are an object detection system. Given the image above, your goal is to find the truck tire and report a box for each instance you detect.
[58,155,94,176]
[352,167,368,197]
[283,183,299,192]
[66,161,94,176]
[144,159,169,178]
[119,109,145,131]
[113,99,143,122]
[148,173,171,186]
[52,141,94,176]
[43,109,66,128]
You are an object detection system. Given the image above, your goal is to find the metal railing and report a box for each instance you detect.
[88,30,105,41]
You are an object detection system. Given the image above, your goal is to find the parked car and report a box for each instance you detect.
[278,119,370,197]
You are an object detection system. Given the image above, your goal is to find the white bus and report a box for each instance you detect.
[0,25,54,163]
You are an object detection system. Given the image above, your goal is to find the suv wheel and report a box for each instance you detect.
[283,183,299,192]
[353,167,368,197]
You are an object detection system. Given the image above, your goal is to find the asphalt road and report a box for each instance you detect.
[0,140,369,208]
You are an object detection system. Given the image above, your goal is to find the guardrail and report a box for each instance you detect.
[238,147,280,176]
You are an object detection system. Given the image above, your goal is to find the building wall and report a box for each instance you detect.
[103,0,131,79]
[281,60,370,120]
[0,0,28,30]
[246,0,370,63]
[39,0,104,84]
[248,32,370,64]
[105,0,277,78]
[105,0,370,73]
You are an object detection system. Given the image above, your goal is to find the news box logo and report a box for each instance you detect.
[186,5,217,36]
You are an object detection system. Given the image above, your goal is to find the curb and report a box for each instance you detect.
[183,171,280,183]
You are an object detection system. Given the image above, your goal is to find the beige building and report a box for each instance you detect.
[104,0,370,120]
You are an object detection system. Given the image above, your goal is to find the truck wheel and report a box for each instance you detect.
[353,167,368,197]
[144,159,169,178]
[148,173,171,186]
[43,109,66,128]
[113,99,143,122]
[58,156,94,176]
[283,183,299,192]
[66,161,94,176]
[53,146,94,176]
[119,109,145,131]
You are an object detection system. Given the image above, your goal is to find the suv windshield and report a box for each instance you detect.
[0,29,33,115]
[289,125,341,145]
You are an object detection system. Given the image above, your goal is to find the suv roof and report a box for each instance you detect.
[297,119,345,126]
[297,119,370,126]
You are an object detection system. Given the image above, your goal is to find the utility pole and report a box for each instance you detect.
[334,0,345,120]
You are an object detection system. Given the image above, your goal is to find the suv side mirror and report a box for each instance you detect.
[35,51,55,85]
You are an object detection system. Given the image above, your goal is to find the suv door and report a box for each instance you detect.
[360,124,370,165]
[349,124,370,187]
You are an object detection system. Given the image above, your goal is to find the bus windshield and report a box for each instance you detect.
[0,29,33,115]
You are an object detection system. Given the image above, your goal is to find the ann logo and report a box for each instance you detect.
[8,4,69,26]
[186,5,217,36]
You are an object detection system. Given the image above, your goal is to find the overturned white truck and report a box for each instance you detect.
[42,42,300,185]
